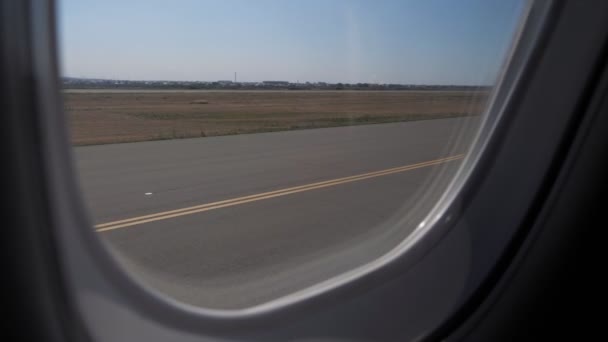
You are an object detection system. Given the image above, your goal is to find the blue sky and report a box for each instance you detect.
[58,0,526,85]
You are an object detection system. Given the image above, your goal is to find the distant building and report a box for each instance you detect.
[262,81,290,86]
[217,80,233,85]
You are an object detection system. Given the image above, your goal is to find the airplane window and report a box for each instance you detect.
[58,0,527,309]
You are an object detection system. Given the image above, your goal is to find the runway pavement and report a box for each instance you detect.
[74,117,479,309]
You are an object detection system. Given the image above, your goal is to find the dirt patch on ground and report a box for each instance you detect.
[64,90,489,145]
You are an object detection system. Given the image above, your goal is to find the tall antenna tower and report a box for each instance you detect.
[234,72,237,83]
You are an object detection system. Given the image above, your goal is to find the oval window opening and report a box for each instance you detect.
[59,0,527,309]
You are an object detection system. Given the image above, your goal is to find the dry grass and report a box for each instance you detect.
[64,90,489,145]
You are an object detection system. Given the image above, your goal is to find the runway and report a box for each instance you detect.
[75,117,478,308]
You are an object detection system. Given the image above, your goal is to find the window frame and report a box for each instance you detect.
[14,0,608,340]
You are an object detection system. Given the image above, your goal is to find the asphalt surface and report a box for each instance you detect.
[74,117,479,309]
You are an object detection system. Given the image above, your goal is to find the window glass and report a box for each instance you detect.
[59,0,527,309]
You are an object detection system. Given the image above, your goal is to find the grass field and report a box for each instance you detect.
[64,90,489,145]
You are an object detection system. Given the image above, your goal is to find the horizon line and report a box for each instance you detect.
[61,76,491,88]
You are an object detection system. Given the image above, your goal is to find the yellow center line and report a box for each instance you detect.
[96,154,464,232]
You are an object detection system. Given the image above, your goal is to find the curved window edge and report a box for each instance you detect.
[29,0,557,336]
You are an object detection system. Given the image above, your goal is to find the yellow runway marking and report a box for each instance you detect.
[96,154,464,232]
